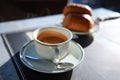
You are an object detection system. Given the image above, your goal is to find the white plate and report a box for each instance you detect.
[56,19,99,35]
[20,40,84,73]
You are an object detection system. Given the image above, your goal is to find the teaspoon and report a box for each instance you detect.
[25,55,74,70]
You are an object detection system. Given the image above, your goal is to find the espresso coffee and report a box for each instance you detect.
[37,30,68,44]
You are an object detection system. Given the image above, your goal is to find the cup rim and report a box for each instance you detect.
[33,26,73,46]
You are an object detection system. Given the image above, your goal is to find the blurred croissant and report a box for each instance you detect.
[63,3,94,32]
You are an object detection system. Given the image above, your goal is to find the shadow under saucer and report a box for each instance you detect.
[72,34,94,48]
[21,62,73,80]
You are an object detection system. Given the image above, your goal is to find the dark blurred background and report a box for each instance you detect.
[0,0,120,22]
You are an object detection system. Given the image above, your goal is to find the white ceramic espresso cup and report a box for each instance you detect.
[33,26,73,64]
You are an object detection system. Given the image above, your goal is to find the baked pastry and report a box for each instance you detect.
[63,3,92,16]
[63,13,94,32]
[62,3,94,32]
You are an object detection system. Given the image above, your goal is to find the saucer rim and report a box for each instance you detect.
[19,40,84,73]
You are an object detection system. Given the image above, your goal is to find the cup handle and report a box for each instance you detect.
[53,47,60,65]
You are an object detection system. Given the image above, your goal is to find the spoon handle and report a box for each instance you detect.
[25,55,40,60]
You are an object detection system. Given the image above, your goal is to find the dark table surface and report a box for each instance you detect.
[0,8,120,80]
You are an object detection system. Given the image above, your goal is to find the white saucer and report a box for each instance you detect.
[20,40,84,73]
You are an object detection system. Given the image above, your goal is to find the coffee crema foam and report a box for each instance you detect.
[37,30,68,44]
